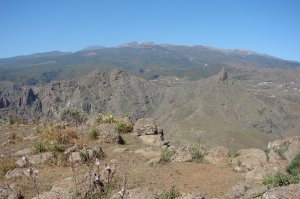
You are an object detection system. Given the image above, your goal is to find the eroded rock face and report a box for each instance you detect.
[133,118,157,136]
[262,184,300,199]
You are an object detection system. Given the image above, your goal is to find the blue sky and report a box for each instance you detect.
[1,0,299,61]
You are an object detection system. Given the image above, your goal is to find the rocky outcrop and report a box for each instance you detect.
[0,97,10,109]
[5,168,29,179]
[133,118,157,136]
[204,146,229,164]
[16,152,54,167]
[231,148,268,182]
[97,123,123,144]
[171,146,193,162]
[262,184,300,199]
[268,136,300,163]
[227,183,267,199]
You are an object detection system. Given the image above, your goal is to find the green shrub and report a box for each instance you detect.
[155,186,179,199]
[263,147,270,161]
[190,145,204,163]
[34,142,46,153]
[50,143,64,153]
[263,172,300,188]
[287,152,300,176]
[117,122,133,134]
[229,149,240,158]
[159,149,175,164]
[59,108,87,125]
[88,129,98,140]
[97,113,116,124]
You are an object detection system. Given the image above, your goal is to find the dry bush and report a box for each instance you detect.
[42,125,78,146]
[0,158,17,176]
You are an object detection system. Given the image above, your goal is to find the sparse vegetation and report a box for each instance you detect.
[34,142,46,153]
[263,172,300,189]
[159,149,175,164]
[88,129,99,140]
[229,149,240,158]
[287,152,300,176]
[263,147,270,161]
[59,108,87,125]
[117,122,133,134]
[98,113,117,124]
[0,158,16,176]
[190,145,204,163]
[50,143,65,153]
[155,186,179,199]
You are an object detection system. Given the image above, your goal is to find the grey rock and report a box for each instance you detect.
[171,146,193,162]
[262,184,300,199]
[16,152,54,167]
[204,146,229,164]
[133,118,157,136]
[5,168,28,179]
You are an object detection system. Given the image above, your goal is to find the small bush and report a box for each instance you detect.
[59,108,87,125]
[34,142,46,153]
[287,152,300,176]
[263,172,300,188]
[50,143,65,153]
[190,145,204,163]
[155,186,179,199]
[263,147,270,161]
[159,149,175,164]
[229,149,240,158]
[88,129,98,140]
[117,122,133,134]
[0,159,16,176]
[97,113,117,124]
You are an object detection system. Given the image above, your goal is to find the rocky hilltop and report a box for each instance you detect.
[0,117,299,198]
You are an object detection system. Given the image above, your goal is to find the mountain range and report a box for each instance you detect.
[1,42,300,148]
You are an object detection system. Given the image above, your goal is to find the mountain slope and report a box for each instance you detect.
[1,69,299,148]
[1,43,299,85]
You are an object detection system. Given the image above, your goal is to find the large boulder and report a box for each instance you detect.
[96,123,123,144]
[133,118,157,136]
[171,146,193,162]
[205,146,229,164]
[262,184,300,199]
